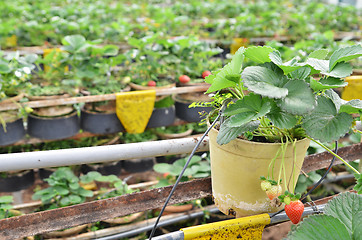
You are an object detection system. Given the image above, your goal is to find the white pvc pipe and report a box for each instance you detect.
[0,136,209,172]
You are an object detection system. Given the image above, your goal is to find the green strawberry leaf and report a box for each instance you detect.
[269,51,301,74]
[242,66,288,99]
[290,66,311,80]
[324,192,362,239]
[308,49,329,60]
[354,173,362,194]
[216,119,259,145]
[224,94,271,127]
[278,79,316,115]
[206,48,244,93]
[310,77,348,91]
[339,99,362,114]
[329,44,362,71]
[306,59,352,78]
[244,46,274,64]
[287,215,351,240]
[267,102,298,129]
[302,96,353,142]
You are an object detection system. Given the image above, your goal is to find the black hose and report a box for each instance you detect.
[148,114,221,240]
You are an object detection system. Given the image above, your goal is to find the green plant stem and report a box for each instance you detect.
[307,136,360,175]
[354,128,362,135]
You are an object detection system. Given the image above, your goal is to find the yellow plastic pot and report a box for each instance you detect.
[342,76,362,101]
[209,127,310,217]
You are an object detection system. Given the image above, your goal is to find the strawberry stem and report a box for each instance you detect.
[307,136,360,175]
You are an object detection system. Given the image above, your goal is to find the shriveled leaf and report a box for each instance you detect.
[290,66,311,80]
[225,94,271,127]
[302,96,353,142]
[244,46,274,64]
[216,119,259,145]
[310,77,348,91]
[278,79,315,115]
[242,66,288,98]
[308,49,329,60]
[287,215,351,240]
[267,102,298,129]
[324,192,362,239]
[329,45,362,71]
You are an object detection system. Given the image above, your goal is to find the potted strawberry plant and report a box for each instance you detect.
[0,51,37,145]
[203,44,362,218]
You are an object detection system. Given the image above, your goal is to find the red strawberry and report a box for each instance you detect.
[285,200,304,224]
[202,71,212,79]
[266,185,282,200]
[147,80,156,87]
[179,75,190,84]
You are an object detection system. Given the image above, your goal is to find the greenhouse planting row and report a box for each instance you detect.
[0,0,362,239]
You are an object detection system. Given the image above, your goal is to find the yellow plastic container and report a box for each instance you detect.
[43,48,69,73]
[209,127,310,217]
[342,76,362,101]
[5,35,17,48]
[230,38,249,55]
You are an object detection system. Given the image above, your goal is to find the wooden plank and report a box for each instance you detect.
[0,85,209,111]
[0,177,212,239]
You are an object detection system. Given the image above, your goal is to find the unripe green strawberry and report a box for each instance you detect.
[285,200,304,224]
[261,180,271,191]
[266,185,282,200]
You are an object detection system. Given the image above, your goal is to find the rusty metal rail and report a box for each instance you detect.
[0,142,361,239]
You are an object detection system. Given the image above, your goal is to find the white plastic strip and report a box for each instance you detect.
[0,136,209,172]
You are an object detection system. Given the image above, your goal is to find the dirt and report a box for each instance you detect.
[262,221,293,240]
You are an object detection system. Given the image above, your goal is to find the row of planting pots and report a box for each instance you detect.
[0,92,212,146]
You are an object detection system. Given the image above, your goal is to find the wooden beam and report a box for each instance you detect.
[0,85,209,111]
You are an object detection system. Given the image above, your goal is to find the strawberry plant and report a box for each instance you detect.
[204,44,362,218]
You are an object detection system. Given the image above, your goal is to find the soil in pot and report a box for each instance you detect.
[208,127,310,217]
[27,111,80,140]
[174,92,212,123]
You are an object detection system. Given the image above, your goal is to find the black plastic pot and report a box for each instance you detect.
[146,106,175,128]
[123,158,155,173]
[27,111,80,140]
[0,170,35,192]
[0,118,25,146]
[80,109,124,134]
[175,100,212,123]
[81,161,123,176]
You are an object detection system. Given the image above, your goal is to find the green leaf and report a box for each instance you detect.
[278,79,315,115]
[287,215,351,240]
[290,66,311,80]
[244,46,274,64]
[216,119,259,145]
[339,99,362,114]
[225,94,271,127]
[305,58,352,78]
[324,192,362,239]
[62,35,89,52]
[267,102,298,129]
[269,51,301,74]
[310,77,348,91]
[302,96,353,142]
[206,48,244,93]
[0,196,13,204]
[80,171,102,183]
[329,45,362,71]
[242,66,288,99]
[54,186,70,195]
[153,163,172,174]
[354,174,362,194]
[0,61,11,73]
[308,49,329,60]
[77,188,94,197]
[102,45,119,56]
